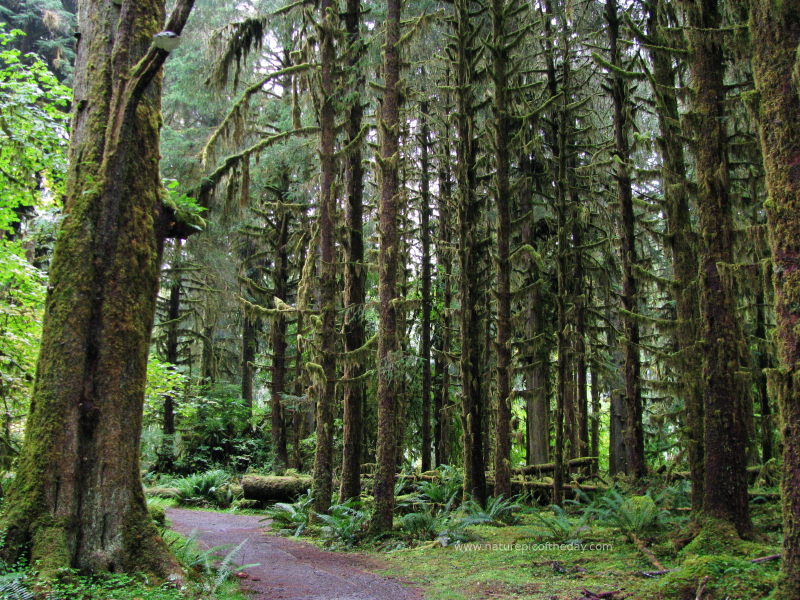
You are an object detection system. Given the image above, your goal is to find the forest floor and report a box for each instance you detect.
[166,504,782,600]
[166,508,422,600]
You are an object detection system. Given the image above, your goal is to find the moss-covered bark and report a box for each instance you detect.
[683,0,752,537]
[606,0,645,479]
[419,102,433,474]
[371,0,401,532]
[339,0,366,503]
[434,114,454,468]
[751,0,800,593]
[453,0,487,505]
[270,210,290,471]
[311,0,338,516]
[1,0,195,576]
[644,0,703,510]
[491,0,513,499]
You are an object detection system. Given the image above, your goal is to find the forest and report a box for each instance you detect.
[0,0,799,598]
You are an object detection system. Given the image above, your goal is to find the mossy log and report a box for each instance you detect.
[241,475,312,503]
[512,456,598,477]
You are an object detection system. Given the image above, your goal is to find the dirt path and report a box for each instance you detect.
[166,508,422,600]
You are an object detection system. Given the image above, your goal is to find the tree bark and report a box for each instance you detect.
[491,0,512,498]
[419,101,433,473]
[684,0,752,537]
[606,0,645,478]
[371,0,401,532]
[1,0,195,575]
[434,111,454,467]
[454,0,487,505]
[644,0,703,511]
[751,0,800,592]
[339,0,366,503]
[311,0,338,516]
[271,211,290,472]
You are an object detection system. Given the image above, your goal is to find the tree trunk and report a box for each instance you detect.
[435,112,453,467]
[644,0,703,510]
[454,0,487,505]
[1,0,195,575]
[271,211,290,472]
[155,278,180,473]
[751,0,800,592]
[607,0,645,478]
[419,101,433,473]
[339,0,366,503]
[491,0,512,498]
[684,0,752,537]
[241,312,257,424]
[311,0,338,516]
[371,0,401,532]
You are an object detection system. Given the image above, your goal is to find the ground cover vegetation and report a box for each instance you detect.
[0,0,799,598]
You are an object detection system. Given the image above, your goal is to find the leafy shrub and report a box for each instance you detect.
[317,499,370,548]
[264,490,313,536]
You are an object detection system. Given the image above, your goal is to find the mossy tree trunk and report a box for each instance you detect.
[434,109,454,468]
[0,0,195,575]
[751,0,800,593]
[154,275,180,473]
[491,0,513,499]
[453,0,488,505]
[371,0,401,532]
[311,0,338,516]
[339,0,366,503]
[683,0,752,537]
[419,101,433,473]
[644,0,703,509]
[606,0,645,479]
[270,210,290,471]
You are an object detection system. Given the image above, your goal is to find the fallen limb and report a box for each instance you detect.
[629,533,665,570]
[582,588,623,599]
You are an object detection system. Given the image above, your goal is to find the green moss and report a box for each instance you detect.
[681,518,773,559]
[147,505,166,526]
[31,524,71,576]
[645,554,778,599]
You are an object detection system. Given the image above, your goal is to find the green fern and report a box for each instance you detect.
[317,499,369,548]
[264,489,313,536]
[461,495,522,526]
[0,572,33,600]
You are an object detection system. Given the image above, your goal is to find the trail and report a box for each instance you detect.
[166,508,422,600]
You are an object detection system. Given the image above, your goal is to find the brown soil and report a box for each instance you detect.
[166,508,422,600]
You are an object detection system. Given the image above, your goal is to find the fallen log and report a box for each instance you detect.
[241,474,312,503]
[513,456,598,477]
